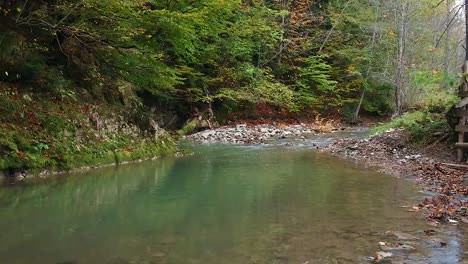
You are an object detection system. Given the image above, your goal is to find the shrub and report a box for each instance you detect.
[371,110,449,144]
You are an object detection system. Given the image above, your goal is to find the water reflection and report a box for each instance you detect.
[0,144,465,263]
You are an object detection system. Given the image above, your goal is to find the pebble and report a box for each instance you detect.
[186,124,320,144]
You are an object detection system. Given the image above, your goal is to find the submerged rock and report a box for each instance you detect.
[388,231,419,241]
[379,243,416,251]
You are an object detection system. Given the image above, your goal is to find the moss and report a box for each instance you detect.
[0,133,176,173]
[177,119,198,135]
[0,90,177,174]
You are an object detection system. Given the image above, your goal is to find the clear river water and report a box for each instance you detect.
[0,142,466,263]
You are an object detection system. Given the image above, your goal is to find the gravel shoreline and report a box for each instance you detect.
[185,123,345,144]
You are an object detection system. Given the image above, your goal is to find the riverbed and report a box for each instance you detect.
[0,143,466,263]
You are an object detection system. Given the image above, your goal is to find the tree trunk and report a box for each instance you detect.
[353,0,380,122]
[442,0,452,90]
[457,0,468,161]
[465,0,468,62]
[394,0,407,117]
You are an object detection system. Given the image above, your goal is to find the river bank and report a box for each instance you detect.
[0,85,178,180]
[320,128,468,224]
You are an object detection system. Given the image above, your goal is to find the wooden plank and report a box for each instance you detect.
[455,143,468,148]
[455,125,468,132]
[441,162,468,169]
[460,91,468,97]
[456,109,468,116]
[458,131,464,162]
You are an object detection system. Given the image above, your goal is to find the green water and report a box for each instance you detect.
[0,144,464,263]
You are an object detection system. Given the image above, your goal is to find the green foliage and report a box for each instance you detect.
[177,120,198,136]
[371,111,449,144]
[2,0,400,117]
[0,0,459,162]
[249,77,296,110]
[361,81,394,115]
[296,55,338,109]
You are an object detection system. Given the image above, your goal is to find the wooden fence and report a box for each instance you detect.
[455,69,468,162]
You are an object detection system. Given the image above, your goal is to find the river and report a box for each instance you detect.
[0,143,465,263]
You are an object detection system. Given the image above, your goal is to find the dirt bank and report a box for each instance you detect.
[320,128,468,224]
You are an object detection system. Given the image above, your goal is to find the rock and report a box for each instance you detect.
[377,251,393,258]
[11,170,27,181]
[198,120,210,129]
[22,94,33,101]
[236,124,247,131]
[405,154,422,160]
[188,123,328,144]
[388,231,419,240]
[373,251,393,262]
[423,229,436,236]
[200,132,211,139]
[379,243,415,251]
[347,145,359,151]
[427,221,440,227]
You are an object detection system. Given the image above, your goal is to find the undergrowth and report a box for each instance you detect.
[370,110,451,144]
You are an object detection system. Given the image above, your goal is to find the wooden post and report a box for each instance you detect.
[456,61,468,162]
[456,2,468,162]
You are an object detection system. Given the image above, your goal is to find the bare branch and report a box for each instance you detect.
[432,0,445,9]
[435,4,464,48]
[318,0,352,53]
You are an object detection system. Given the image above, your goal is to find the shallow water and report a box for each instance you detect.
[0,144,465,263]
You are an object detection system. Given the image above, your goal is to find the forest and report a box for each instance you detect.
[0,0,466,172]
